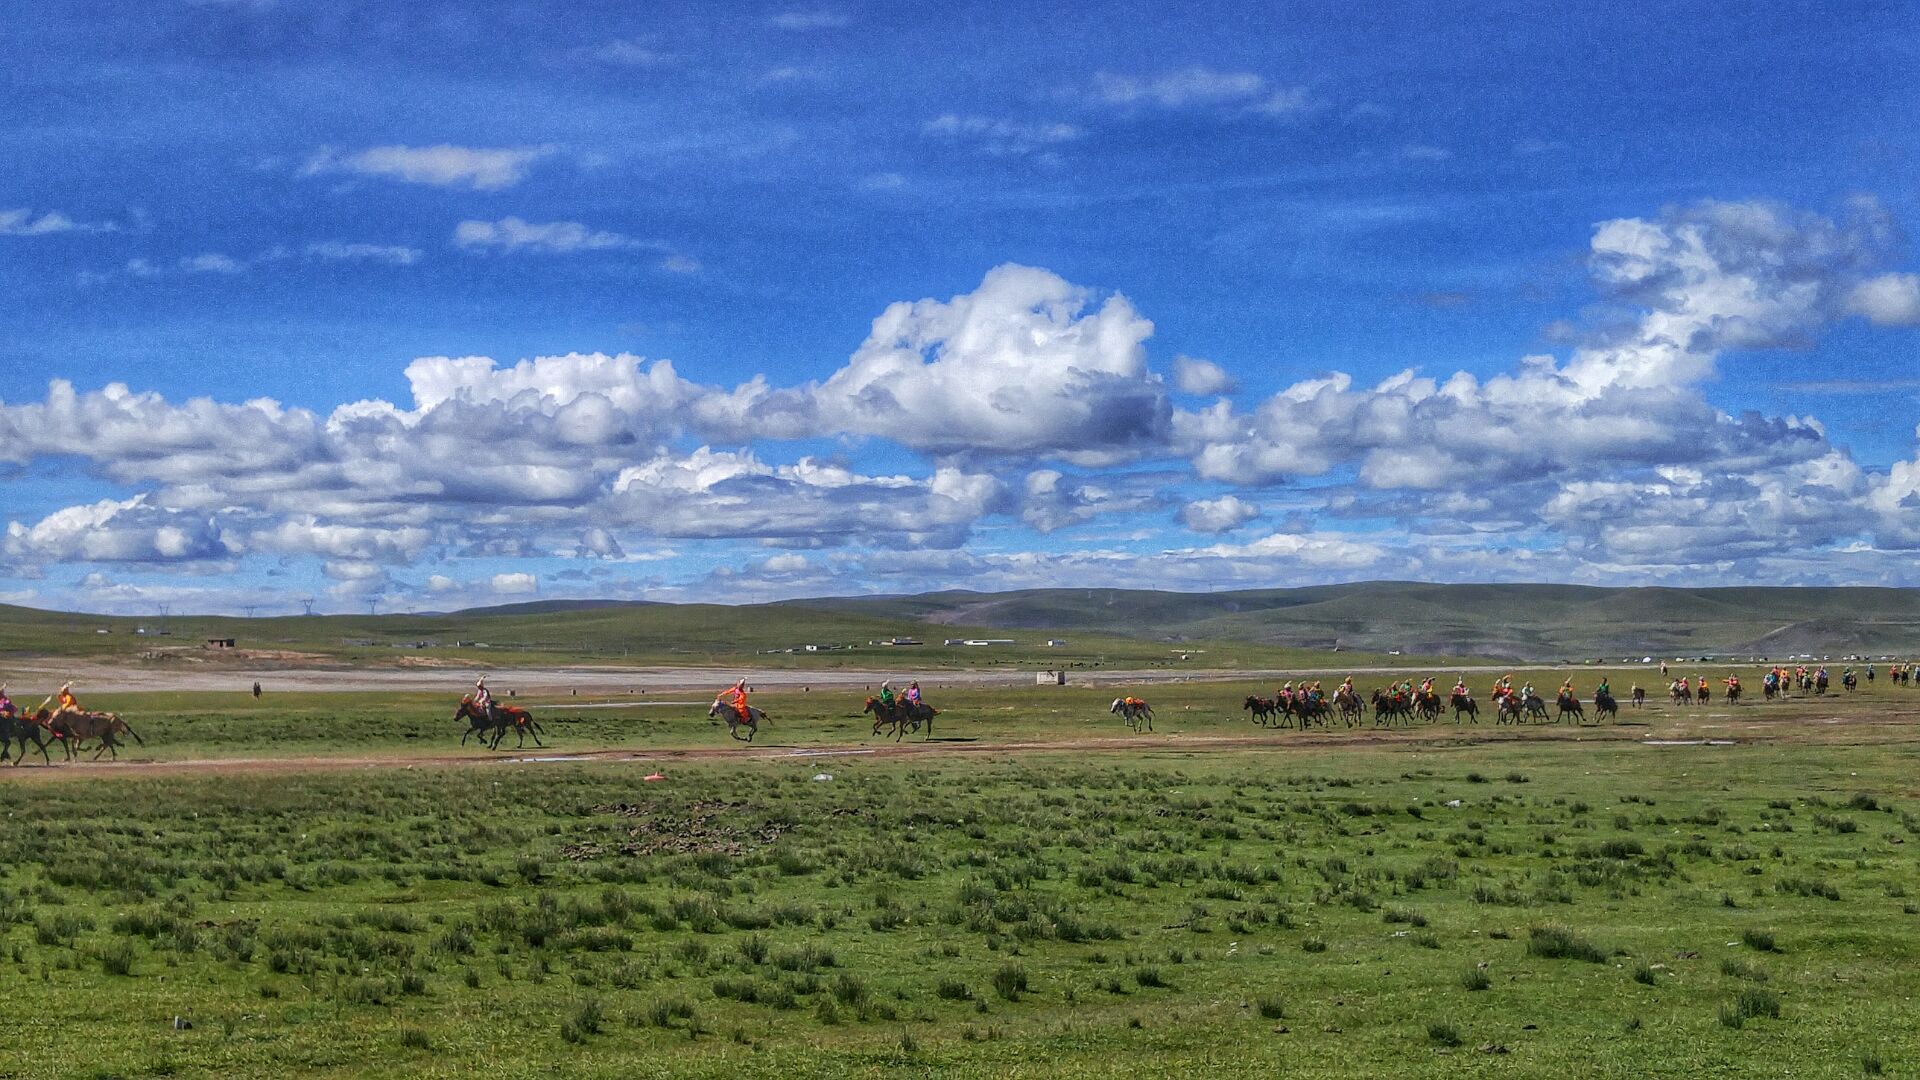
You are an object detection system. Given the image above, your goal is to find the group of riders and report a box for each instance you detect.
[0,680,90,732]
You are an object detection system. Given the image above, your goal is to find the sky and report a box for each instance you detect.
[3,0,1919,615]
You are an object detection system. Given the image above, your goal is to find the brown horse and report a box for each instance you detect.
[42,709,145,761]
[454,697,545,751]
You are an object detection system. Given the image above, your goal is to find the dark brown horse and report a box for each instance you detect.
[0,711,54,765]
[454,697,545,751]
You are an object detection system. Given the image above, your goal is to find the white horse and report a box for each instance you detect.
[709,699,768,742]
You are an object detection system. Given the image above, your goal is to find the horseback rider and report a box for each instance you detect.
[1519,681,1536,704]
[720,678,750,722]
[48,682,82,721]
[1559,676,1575,699]
[1452,677,1469,700]
[473,676,500,724]
[1595,676,1610,699]
[879,680,897,713]
[904,681,923,709]
[0,684,12,718]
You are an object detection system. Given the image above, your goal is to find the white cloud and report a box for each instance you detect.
[1089,69,1313,116]
[304,145,554,191]
[1402,144,1451,161]
[453,217,632,253]
[923,115,1080,157]
[660,254,701,274]
[1846,273,1920,326]
[305,241,422,265]
[490,572,538,594]
[1179,494,1259,533]
[1093,68,1264,107]
[4,496,230,564]
[0,208,113,236]
[790,263,1170,461]
[1173,355,1236,396]
[180,253,245,274]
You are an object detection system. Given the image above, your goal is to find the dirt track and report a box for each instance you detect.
[0,726,1651,781]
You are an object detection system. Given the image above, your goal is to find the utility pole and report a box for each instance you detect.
[242,605,258,620]
[299,598,315,616]
[157,603,170,636]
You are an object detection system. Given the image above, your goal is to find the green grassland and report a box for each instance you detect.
[3,679,1920,1077]
[3,663,1885,762]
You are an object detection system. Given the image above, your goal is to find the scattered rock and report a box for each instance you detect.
[1272,1025,1290,1034]
[1480,1043,1510,1054]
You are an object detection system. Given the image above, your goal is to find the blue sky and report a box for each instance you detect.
[3,0,1919,613]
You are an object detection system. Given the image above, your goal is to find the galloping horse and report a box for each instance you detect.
[1725,682,1742,705]
[1554,692,1584,724]
[1630,686,1646,708]
[1521,694,1550,723]
[1592,691,1618,722]
[0,711,54,765]
[1335,688,1365,727]
[1243,696,1282,727]
[1449,692,1478,724]
[711,699,766,742]
[1370,690,1412,728]
[864,697,935,741]
[455,696,545,751]
[42,709,145,761]
[1414,690,1443,724]
[1842,670,1858,693]
[1695,682,1711,705]
[1495,694,1525,725]
[1110,698,1153,732]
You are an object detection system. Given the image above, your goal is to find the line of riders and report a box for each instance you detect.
[0,681,145,764]
[1236,662,1908,730]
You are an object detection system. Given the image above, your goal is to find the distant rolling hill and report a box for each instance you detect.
[787,583,1920,659]
[2,583,1915,664]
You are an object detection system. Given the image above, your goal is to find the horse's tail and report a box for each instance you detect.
[118,719,145,746]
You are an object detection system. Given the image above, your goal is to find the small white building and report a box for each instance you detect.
[1036,670,1066,685]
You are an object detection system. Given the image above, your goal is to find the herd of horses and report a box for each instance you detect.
[0,708,144,765]
[1238,688,1620,729]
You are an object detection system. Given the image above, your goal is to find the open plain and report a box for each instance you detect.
[3,663,1917,1077]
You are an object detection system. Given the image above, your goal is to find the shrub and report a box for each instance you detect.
[1428,1021,1463,1047]
[399,1028,431,1051]
[1460,967,1491,991]
[992,963,1030,1000]
[1741,929,1779,953]
[1255,995,1285,1019]
[1527,926,1607,964]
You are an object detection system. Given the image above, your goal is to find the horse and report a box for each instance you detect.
[1521,695,1550,723]
[1449,692,1478,724]
[1669,683,1690,705]
[710,699,766,742]
[1815,671,1829,694]
[1630,686,1646,708]
[1495,694,1525,725]
[1243,696,1282,727]
[864,697,935,741]
[1842,671,1858,693]
[1592,691,1618,722]
[1370,690,1412,728]
[454,697,545,751]
[1726,682,1742,705]
[43,709,145,762]
[0,711,54,766]
[1555,692,1584,724]
[1414,690,1443,724]
[1110,698,1153,732]
[1335,689,1365,727]
[1295,697,1332,728]
[1695,683,1711,705]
